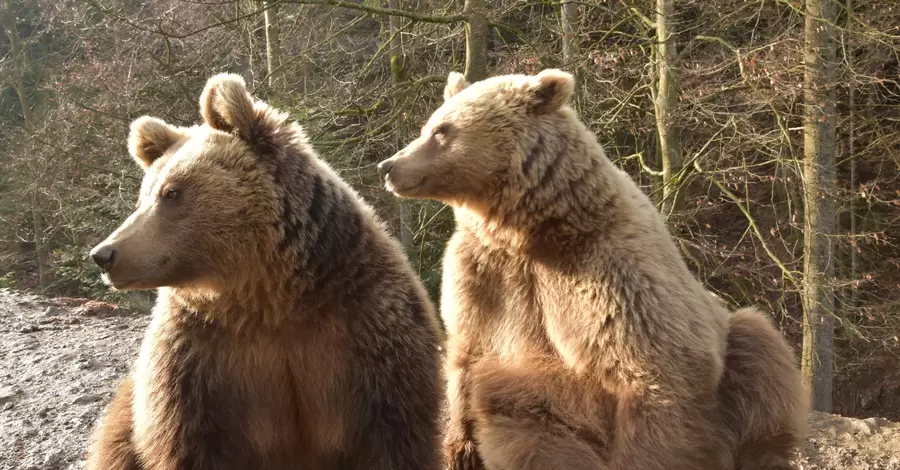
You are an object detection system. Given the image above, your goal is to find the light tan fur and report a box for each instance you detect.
[378,69,808,470]
[86,73,444,469]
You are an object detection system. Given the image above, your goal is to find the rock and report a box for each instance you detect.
[18,324,41,333]
[0,385,19,404]
[72,394,101,405]
[72,300,125,317]
[16,337,40,351]
[42,306,67,317]
[851,417,880,435]
[43,449,64,467]
[21,420,38,438]
[78,409,96,421]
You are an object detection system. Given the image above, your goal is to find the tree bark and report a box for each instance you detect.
[388,0,415,254]
[846,0,858,310]
[463,0,487,82]
[801,0,837,413]
[30,191,49,290]
[263,1,284,90]
[559,0,582,114]
[654,0,683,215]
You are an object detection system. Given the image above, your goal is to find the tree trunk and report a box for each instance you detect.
[654,0,683,215]
[463,0,487,82]
[30,191,49,290]
[559,0,582,114]
[388,0,415,254]
[236,0,258,78]
[846,0,858,310]
[4,0,49,290]
[263,1,283,90]
[801,0,837,413]
[17,82,49,292]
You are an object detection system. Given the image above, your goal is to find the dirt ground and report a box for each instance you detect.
[1,288,898,470]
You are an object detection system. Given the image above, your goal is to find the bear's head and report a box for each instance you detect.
[89,74,286,292]
[377,69,575,212]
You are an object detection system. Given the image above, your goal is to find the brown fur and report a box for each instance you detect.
[378,69,808,470]
[86,73,444,469]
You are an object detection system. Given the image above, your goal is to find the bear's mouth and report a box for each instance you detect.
[385,174,426,196]
[101,272,137,291]
[101,272,128,291]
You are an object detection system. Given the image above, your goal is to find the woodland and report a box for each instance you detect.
[1,0,899,419]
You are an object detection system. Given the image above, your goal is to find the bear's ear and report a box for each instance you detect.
[525,69,575,115]
[127,116,182,170]
[199,73,257,138]
[444,71,470,101]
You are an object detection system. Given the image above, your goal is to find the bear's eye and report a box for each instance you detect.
[161,188,180,201]
[432,123,454,144]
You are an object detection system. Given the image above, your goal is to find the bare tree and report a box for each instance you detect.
[559,0,582,113]
[1,0,49,290]
[801,0,837,413]
[653,0,683,215]
[388,0,414,253]
[262,1,284,90]
[463,0,487,82]
[845,0,858,311]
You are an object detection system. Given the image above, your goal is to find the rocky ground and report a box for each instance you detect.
[1,288,898,469]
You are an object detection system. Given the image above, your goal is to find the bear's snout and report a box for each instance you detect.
[377,159,394,178]
[90,244,117,272]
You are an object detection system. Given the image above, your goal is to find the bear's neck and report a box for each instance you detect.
[456,123,625,255]
[159,273,299,332]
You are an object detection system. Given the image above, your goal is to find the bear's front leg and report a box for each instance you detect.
[131,317,259,470]
[468,357,612,470]
[444,349,486,470]
[85,376,143,470]
[134,379,256,470]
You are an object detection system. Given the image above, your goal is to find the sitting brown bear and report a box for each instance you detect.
[378,69,808,470]
[85,73,444,470]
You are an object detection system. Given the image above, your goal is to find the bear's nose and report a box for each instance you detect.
[90,245,117,272]
[377,159,393,178]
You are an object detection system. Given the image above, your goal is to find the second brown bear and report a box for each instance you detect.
[378,69,808,470]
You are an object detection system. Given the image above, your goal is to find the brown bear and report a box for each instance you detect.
[85,73,444,470]
[377,69,808,470]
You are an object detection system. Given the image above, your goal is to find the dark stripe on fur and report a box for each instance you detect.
[275,162,303,252]
[536,146,564,189]
[307,176,331,228]
[310,202,366,291]
[404,288,426,327]
[278,193,301,252]
[522,135,544,176]
[169,319,248,467]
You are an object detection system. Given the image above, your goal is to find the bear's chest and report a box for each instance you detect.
[131,313,308,464]
[472,257,555,362]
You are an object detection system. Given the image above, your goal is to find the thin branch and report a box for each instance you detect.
[282,0,466,23]
[694,159,800,287]
[84,0,281,39]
